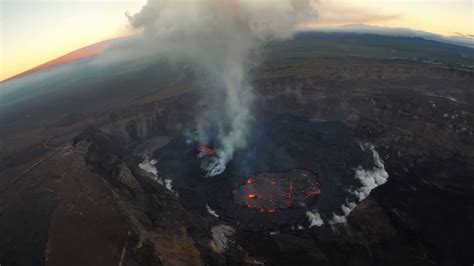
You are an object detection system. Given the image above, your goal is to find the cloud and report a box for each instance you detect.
[309,0,399,27]
[127,0,319,177]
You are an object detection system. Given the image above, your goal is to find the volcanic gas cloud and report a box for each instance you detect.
[128,0,318,176]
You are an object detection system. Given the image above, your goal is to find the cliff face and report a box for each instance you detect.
[80,58,473,164]
[258,59,474,158]
[255,59,474,264]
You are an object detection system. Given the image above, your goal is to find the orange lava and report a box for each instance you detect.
[233,170,321,213]
[198,145,215,156]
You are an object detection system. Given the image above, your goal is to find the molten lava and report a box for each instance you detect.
[233,170,321,213]
[198,145,215,156]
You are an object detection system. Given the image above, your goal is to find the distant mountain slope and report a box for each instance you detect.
[3,27,473,83]
[308,24,474,49]
[2,38,118,82]
[265,32,474,71]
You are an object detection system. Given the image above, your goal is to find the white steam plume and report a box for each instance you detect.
[128,0,318,176]
[305,145,389,226]
[306,210,324,227]
[331,145,388,225]
[352,145,389,201]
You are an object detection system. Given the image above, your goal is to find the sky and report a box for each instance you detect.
[1,0,473,81]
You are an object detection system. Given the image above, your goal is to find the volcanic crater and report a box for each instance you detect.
[151,121,381,229]
[2,36,473,265]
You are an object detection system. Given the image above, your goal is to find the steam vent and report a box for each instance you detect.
[153,121,381,229]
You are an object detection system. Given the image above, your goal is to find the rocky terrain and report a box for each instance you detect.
[1,34,473,265]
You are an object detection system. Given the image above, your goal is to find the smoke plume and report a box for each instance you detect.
[128,0,318,176]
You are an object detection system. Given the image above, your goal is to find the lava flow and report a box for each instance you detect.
[233,170,321,213]
[198,145,215,157]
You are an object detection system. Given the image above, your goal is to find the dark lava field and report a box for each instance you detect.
[151,121,377,229]
[1,33,473,266]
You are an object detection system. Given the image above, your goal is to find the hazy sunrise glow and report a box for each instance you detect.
[1,0,473,81]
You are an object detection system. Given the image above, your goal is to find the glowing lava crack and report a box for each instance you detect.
[233,170,321,213]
